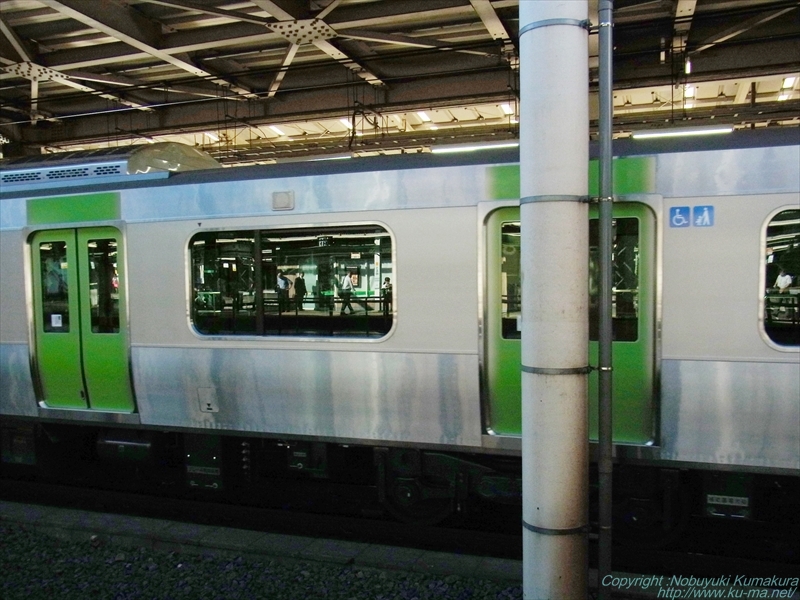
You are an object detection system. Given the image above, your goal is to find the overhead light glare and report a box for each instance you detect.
[500,103,514,115]
[204,131,219,142]
[339,118,353,129]
[684,58,692,74]
[684,85,695,98]
[778,93,790,101]
[417,111,431,122]
[311,154,352,161]
[632,125,733,140]
[269,125,285,136]
[431,142,519,154]
[782,77,796,89]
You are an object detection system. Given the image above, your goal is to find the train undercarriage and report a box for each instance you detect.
[2,421,797,562]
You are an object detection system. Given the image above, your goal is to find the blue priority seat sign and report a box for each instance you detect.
[693,205,714,227]
[670,205,715,228]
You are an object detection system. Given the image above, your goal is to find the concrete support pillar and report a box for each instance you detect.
[519,1,590,598]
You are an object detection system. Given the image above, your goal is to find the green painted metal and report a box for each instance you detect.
[77,227,135,412]
[487,157,656,200]
[484,207,523,434]
[31,226,134,413]
[484,201,656,442]
[27,193,120,226]
[31,230,87,408]
[588,204,656,443]
[483,158,656,440]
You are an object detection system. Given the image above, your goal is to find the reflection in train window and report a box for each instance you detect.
[764,209,799,347]
[87,238,120,333]
[40,241,69,333]
[589,217,640,342]
[500,223,521,339]
[189,225,393,338]
[498,218,640,341]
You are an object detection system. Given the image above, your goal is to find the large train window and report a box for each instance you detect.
[190,225,393,338]
[764,209,799,347]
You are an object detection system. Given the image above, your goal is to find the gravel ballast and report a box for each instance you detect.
[1,522,523,600]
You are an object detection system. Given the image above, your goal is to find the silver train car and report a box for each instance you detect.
[1,129,798,537]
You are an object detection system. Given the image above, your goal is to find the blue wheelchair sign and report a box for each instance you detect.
[693,205,715,227]
[670,207,691,228]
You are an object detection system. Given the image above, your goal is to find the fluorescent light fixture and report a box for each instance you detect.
[417,111,431,122]
[431,142,519,154]
[339,118,353,129]
[684,85,695,98]
[500,103,514,115]
[782,77,796,89]
[269,125,285,136]
[684,59,691,74]
[311,154,352,161]
[632,125,733,140]
[204,131,219,142]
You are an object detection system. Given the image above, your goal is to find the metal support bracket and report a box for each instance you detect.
[519,19,592,37]
[523,520,590,535]
[521,365,593,375]
[521,194,591,204]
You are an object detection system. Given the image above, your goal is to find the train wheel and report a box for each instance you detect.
[382,476,455,525]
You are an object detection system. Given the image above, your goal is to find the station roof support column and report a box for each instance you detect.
[519,1,590,598]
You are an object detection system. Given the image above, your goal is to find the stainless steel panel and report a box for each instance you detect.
[0,343,37,417]
[36,408,141,425]
[656,145,800,197]
[0,198,26,231]
[661,359,800,471]
[121,165,489,222]
[133,346,483,447]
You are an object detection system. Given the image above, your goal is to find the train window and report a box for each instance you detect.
[87,238,120,333]
[589,218,640,342]
[764,209,800,347]
[39,241,70,333]
[500,223,521,339]
[498,218,640,341]
[190,225,393,338]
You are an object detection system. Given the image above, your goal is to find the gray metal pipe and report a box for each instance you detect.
[519,2,590,597]
[597,1,615,598]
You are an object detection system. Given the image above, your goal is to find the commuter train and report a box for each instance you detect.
[1,129,798,544]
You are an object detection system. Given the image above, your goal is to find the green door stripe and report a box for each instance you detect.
[28,192,120,226]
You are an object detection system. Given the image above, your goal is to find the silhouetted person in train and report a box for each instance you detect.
[294,272,307,310]
[339,271,355,315]
[276,270,291,312]
[382,277,392,315]
[775,269,793,293]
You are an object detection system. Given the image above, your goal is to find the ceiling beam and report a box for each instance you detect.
[468,0,516,67]
[0,13,34,63]
[690,6,798,55]
[41,0,257,98]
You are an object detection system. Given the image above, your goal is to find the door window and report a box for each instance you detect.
[87,238,120,333]
[39,241,70,333]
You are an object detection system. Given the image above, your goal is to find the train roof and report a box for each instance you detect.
[1,126,797,201]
